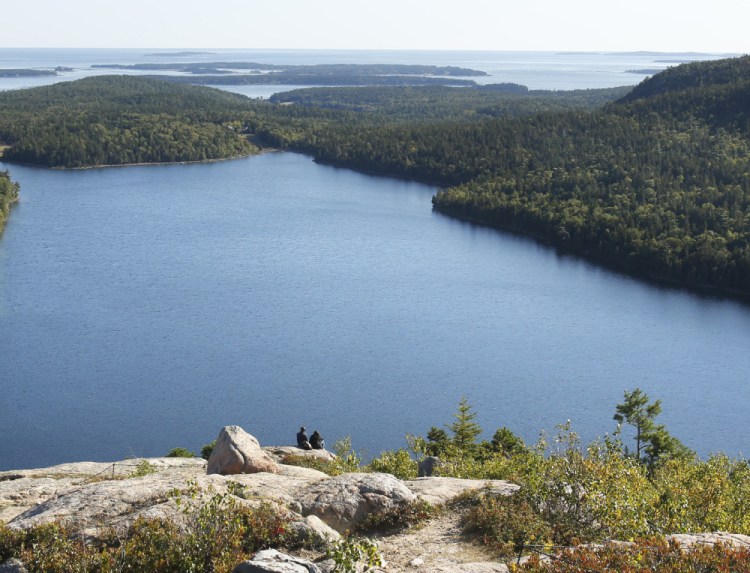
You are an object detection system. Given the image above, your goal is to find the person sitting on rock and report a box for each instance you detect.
[310,430,325,450]
[297,426,312,450]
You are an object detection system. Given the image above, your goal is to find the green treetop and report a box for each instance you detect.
[614,388,692,466]
[448,397,482,452]
[614,388,662,459]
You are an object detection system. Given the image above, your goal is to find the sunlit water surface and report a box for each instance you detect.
[1,153,748,470]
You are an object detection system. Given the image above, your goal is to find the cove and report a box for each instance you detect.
[1,152,748,470]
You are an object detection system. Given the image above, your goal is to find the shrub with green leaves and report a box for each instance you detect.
[0,484,299,573]
[0,523,23,562]
[399,399,750,552]
[130,459,158,477]
[166,447,196,458]
[326,537,383,573]
[649,454,750,534]
[358,499,436,533]
[0,522,111,573]
[332,436,362,473]
[517,538,750,573]
[365,448,418,479]
[461,491,553,557]
[201,439,216,460]
[490,427,527,457]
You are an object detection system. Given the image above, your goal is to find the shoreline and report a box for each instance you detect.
[0,150,266,171]
[301,152,750,305]
[431,203,750,305]
[3,148,748,305]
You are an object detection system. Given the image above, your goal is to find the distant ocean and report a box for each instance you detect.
[0,48,735,95]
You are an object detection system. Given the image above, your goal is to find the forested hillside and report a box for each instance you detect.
[268,84,630,122]
[0,170,19,235]
[428,57,750,295]
[1,58,749,297]
[265,57,750,296]
[0,76,624,170]
[620,55,750,103]
[0,76,259,167]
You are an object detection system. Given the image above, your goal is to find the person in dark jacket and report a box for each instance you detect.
[310,430,325,450]
[297,427,311,450]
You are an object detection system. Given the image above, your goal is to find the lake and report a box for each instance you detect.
[1,152,748,470]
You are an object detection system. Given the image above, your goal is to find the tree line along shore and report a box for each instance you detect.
[1,56,749,297]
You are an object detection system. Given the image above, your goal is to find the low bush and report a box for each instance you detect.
[365,448,418,479]
[201,439,216,460]
[332,436,362,473]
[517,538,750,572]
[0,486,299,573]
[326,537,383,573]
[0,523,22,561]
[281,454,342,476]
[393,402,750,551]
[358,499,436,533]
[460,491,552,557]
[166,447,196,458]
[0,522,109,573]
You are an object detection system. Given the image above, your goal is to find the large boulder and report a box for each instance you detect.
[298,472,416,533]
[207,426,280,475]
[232,549,320,573]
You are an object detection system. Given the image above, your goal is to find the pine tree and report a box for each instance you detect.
[448,397,482,452]
[614,388,661,459]
[614,388,691,465]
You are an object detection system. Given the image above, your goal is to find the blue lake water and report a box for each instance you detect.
[1,153,749,470]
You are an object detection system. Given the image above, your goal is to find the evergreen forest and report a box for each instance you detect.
[0,170,19,235]
[0,76,259,167]
[1,56,750,296]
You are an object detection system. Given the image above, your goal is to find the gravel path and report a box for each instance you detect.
[372,511,507,572]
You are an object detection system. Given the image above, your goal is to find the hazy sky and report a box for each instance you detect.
[3,0,747,53]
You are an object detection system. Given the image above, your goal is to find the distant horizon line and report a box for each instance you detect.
[0,46,745,56]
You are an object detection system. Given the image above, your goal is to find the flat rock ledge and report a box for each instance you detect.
[264,446,337,464]
[1,456,521,538]
[404,477,519,506]
[668,532,750,547]
[2,459,327,536]
[0,457,207,524]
